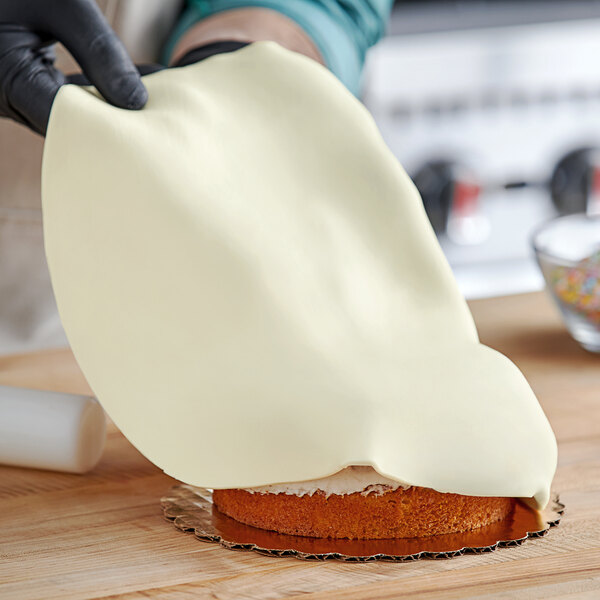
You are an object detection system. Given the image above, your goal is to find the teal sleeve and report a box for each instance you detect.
[163,0,393,96]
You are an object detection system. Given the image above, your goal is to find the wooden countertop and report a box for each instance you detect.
[1,292,599,599]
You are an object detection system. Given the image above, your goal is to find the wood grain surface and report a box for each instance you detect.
[1,292,599,600]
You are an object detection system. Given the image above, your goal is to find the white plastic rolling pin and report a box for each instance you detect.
[0,385,106,473]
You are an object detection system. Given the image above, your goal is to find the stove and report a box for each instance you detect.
[363,5,600,298]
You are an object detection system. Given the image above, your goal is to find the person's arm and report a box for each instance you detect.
[0,0,148,135]
[171,8,325,68]
[165,0,394,96]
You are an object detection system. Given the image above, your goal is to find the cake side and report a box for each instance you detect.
[212,485,516,539]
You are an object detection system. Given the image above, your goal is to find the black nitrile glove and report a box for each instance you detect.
[173,40,250,67]
[0,0,148,135]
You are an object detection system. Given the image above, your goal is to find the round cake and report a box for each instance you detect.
[212,466,516,539]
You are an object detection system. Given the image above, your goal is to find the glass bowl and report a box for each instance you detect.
[532,214,600,353]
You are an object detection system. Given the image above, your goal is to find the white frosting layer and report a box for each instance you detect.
[42,42,557,509]
[244,466,411,497]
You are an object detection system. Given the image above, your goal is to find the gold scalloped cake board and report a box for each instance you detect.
[161,485,563,562]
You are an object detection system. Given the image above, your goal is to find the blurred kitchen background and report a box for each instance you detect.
[2,0,600,354]
[365,0,600,299]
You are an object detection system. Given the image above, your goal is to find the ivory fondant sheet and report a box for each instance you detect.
[42,43,557,508]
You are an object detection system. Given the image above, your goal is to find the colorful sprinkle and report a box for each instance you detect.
[551,249,600,326]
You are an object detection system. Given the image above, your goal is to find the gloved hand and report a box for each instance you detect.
[0,0,148,135]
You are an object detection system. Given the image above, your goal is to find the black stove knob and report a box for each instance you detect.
[550,147,600,215]
[412,160,480,235]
